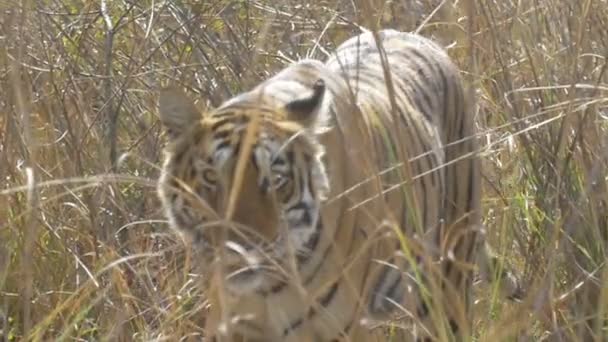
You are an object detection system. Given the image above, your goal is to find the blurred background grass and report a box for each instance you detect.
[1,0,607,341]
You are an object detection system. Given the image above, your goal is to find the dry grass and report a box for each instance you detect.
[1,0,607,341]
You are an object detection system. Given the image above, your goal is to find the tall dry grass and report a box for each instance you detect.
[1,0,607,341]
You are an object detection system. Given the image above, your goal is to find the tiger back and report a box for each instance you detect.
[158,29,487,341]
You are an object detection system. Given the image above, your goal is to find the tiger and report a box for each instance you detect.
[157,29,522,341]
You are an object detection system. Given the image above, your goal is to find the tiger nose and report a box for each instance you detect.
[222,161,281,242]
[230,190,280,242]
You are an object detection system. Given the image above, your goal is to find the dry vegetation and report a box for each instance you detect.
[1,0,607,341]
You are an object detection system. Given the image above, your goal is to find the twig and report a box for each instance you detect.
[101,0,117,168]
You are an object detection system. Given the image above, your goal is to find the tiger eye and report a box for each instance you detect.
[202,168,218,185]
[272,172,289,189]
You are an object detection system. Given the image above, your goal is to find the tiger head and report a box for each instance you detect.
[157,72,330,294]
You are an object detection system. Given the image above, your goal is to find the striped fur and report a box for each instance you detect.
[157,30,519,341]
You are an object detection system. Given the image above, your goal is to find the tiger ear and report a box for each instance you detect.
[158,88,202,138]
[284,79,326,127]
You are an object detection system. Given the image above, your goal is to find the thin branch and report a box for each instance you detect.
[101,0,117,168]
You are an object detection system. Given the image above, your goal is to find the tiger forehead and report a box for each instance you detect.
[203,105,302,138]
